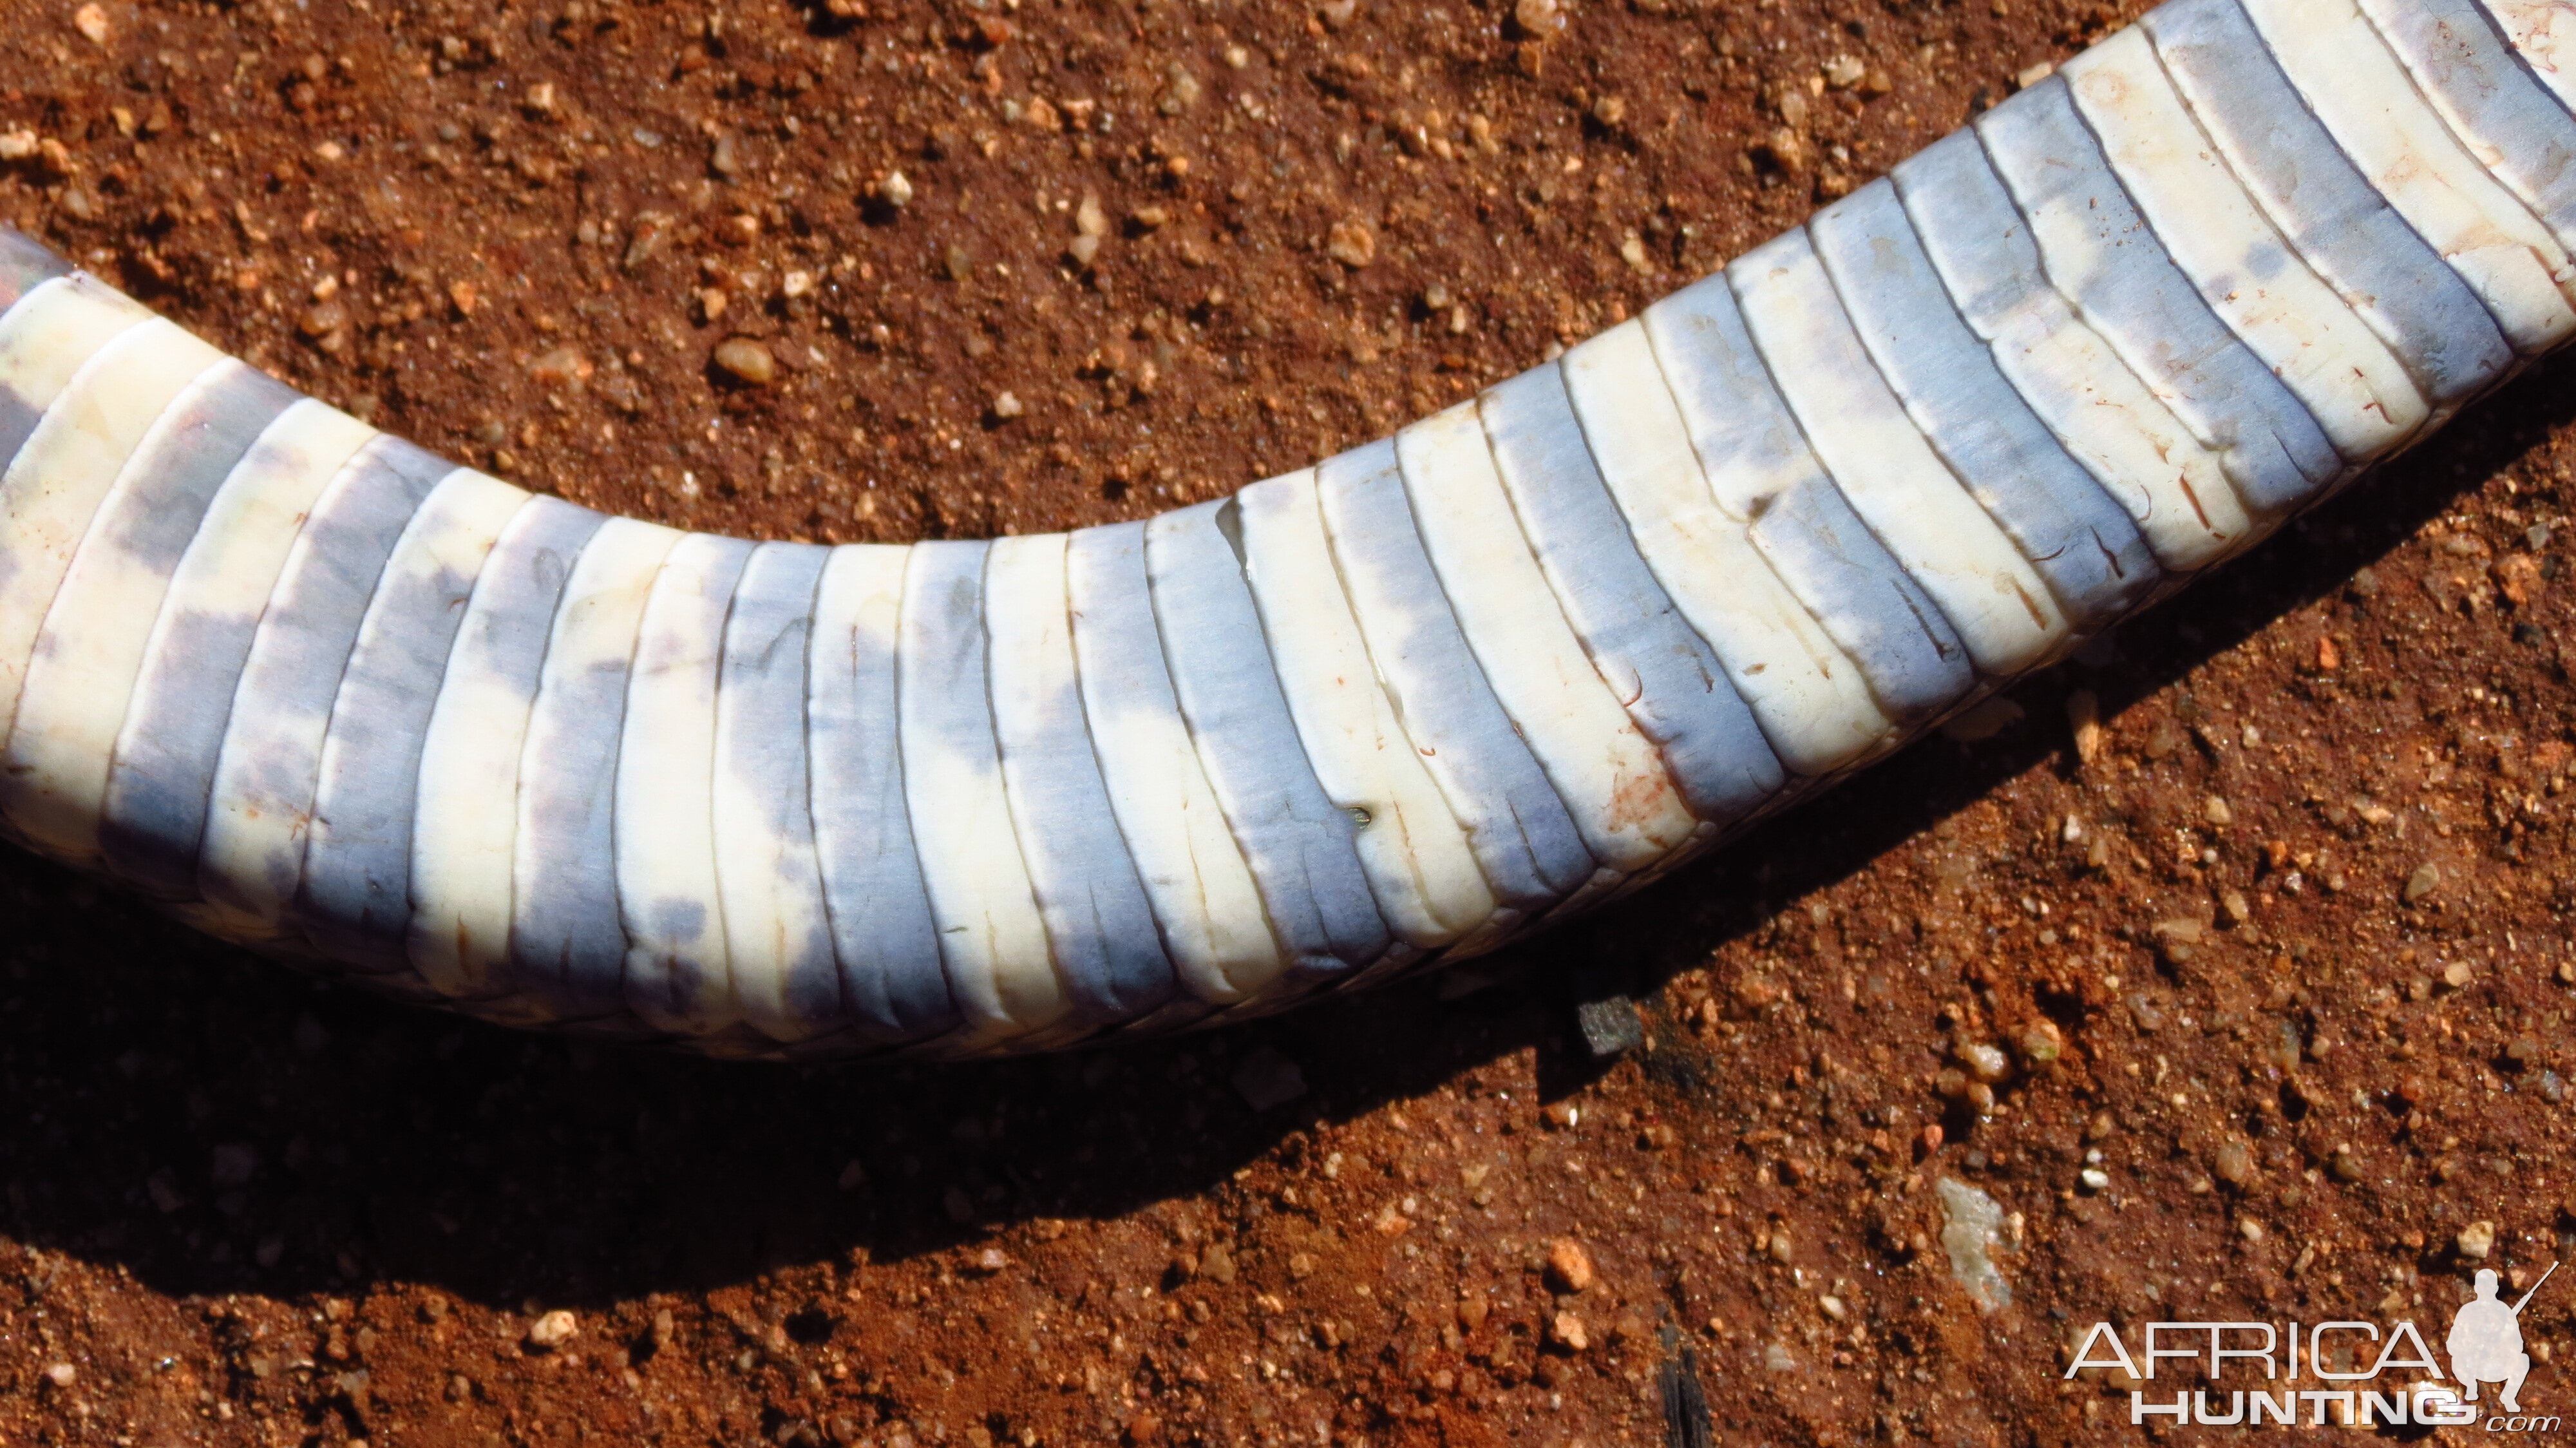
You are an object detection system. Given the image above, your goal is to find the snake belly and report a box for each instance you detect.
[0,0,2568,1058]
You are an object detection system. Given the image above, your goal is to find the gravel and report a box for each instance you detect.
[1546,1237,1595,1293]
[2458,1221,2497,1259]
[1229,1047,1307,1111]
[526,1310,578,1350]
[1935,1177,2012,1314]
[712,339,778,387]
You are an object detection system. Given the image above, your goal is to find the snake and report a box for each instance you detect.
[0,0,2568,1059]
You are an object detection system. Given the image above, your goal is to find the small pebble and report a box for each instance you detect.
[2066,691,2105,764]
[2403,862,2441,905]
[2015,1020,2061,1066]
[1937,1177,2013,1313]
[1230,1046,1307,1110]
[2238,1217,2266,1244]
[1546,1237,1595,1293]
[2151,918,2204,947]
[1326,220,1378,269]
[526,1311,578,1350]
[529,347,588,388]
[211,1143,259,1188]
[2458,1220,2497,1259]
[1574,996,1642,1060]
[878,170,915,209]
[1955,1041,2012,1084]
[43,1362,75,1387]
[712,338,777,386]
[990,392,1026,421]
[1549,1310,1589,1351]
[1822,54,1866,89]
[1763,1342,1799,1373]
[1752,127,1812,176]
[2443,960,2473,989]
[2078,1167,2110,1192]
[1515,0,1567,38]
[73,3,110,44]
[2214,1139,2255,1188]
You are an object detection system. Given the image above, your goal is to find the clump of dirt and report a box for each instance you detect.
[5,0,2575,1444]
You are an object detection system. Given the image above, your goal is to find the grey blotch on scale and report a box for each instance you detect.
[2145,0,2515,405]
[983,537,1176,1025]
[1639,272,1975,721]
[509,519,674,1031]
[98,401,377,903]
[1312,438,1598,910]
[1808,179,2161,627]
[712,541,842,1034]
[1477,365,1787,824]
[55,365,297,584]
[194,434,459,929]
[806,544,958,1041]
[1975,77,2344,513]
[0,366,296,876]
[1146,499,1392,982]
[612,528,750,1036]
[897,536,1057,1042]
[0,278,138,509]
[299,475,527,971]
[1062,518,1282,1018]
[2366,0,2576,243]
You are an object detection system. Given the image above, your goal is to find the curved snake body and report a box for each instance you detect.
[2,0,2571,1056]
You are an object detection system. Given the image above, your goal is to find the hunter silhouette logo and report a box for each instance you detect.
[2452,1262,2555,1416]
[2066,1258,2561,1432]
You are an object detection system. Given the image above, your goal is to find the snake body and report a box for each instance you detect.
[2,0,2570,1057]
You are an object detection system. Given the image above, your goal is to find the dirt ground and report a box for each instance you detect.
[4,0,2575,1444]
